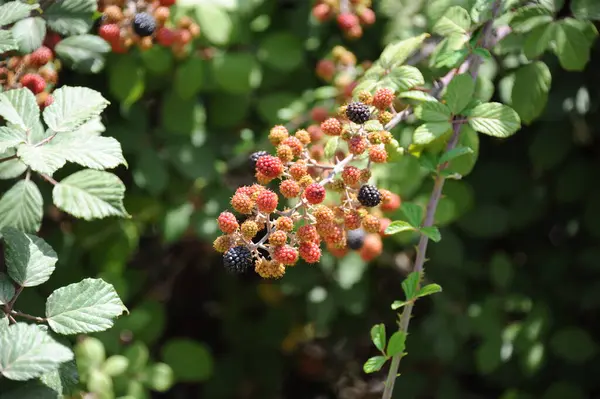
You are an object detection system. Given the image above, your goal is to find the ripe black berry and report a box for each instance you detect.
[357,184,381,207]
[347,229,366,250]
[133,13,156,37]
[223,245,253,273]
[249,151,268,171]
[346,101,371,124]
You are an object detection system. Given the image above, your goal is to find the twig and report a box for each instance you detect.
[11,310,46,323]
[0,154,17,163]
[40,173,59,185]
[381,3,504,398]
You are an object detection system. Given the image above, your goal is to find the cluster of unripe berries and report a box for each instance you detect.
[0,45,59,108]
[213,88,402,279]
[97,0,200,56]
[312,0,375,39]
[316,46,370,100]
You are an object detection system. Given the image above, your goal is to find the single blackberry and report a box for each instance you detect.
[132,13,156,37]
[347,229,366,250]
[357,184,382,207]
[249,151,268,170]
[346,101,371,124]
[223,245,253,273]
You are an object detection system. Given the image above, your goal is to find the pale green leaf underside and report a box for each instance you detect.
[52,169,129,221]
[0,180,43,233]
[46,278,127,335]
[433,6,471,36]
[0,88,40,132]
[43,86,109,133]
[2,227,57,287]
[17,144,67,175]
[0,30,18,53]
[0,126,27,153]
[0,2,40,26]
[0,323,73,381]
[48,133,127,170]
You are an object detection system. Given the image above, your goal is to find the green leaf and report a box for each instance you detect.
[0,323,73,381]
[162,339,214,382]
[370,323,386,353]
[550,327,598,363]
[46,133,127,170]
[2,227,57,287]
[43,86,109,133]
[212,52,261,94]
[0,126,27,152]
[0,273,15,305]
[444,74,475,114]
[0,30,18,53]
[553,19,598,71]
[572,0,600,20]
[108,55,144,106]
[510,6,553,33]
[385,220,416,235]
[133,148,168,195]
[363,356,387,373]
[258,32,303,72]
[55,35,110,74]
[44,0,96,35]
[0,2,39,26]
[413,121,452,145]
[511,61,551,124]
[17,143,67,175]
[401,202,424,228]
[11,17,46,53]
[390,300,409,310]
[420,226,441,242]
[414,101,452,122]
[364,120,384,132]
[324,136,339,160]
[439,146,474,164]
[379,33,429,67]
[416,283,442,298]
[0,180,43,234]
[39,360,79,396]
[0,88,40,132]
[75,336,105,371]
[524,23,556,59]
[388,65,425,91]
[145,363,174,392]
[195,3,232,45]
[398,90,438,103]
[402,271,421,300]
[174,56,205,99]
[433,6,471,36]
[123,342,149,373]
[386,331,407,357]
[52,170,129,221]
[0,150,27,180]
[467,102,521,138]
[45,278,127,335]
[140,45,173,75]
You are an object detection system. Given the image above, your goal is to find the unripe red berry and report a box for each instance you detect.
[313,205,335,224]
[309,144,324,161]
[341,166,361,186]
[344,210,362,230]
[348,135,368,155]
[256,171,274,185]
[295,129,311,145]
[346,24,363,39]
[297,224,320,243]
[327,243,348,258]
[29,46,52,67]
[380,190,401,212]
[289,161,308,180]
[256,155,284,178]
[299,242,321,263]
[213,235,233,253]
[20,73,46,94]
[311,107,329,123]
[304,183,326,205]
[298,175,314,188]
[255,259,286,279]
[281,136,303,157]
[269,230,288,246]
[256,190,278,213]
[99,23,121,43]
[217,211,239,234]
[156,27,176,46]
[337,13,359,30]
[307,125,324,142]
[274,245,299,265]
[369,145,388,163]
[379,218,392,236]
[276,144,294,162]
[43,32,62,50]
[231,193,254,214]
[373,88,395,110]
[269,125,289,146]
[362,214,381,233]
[160,0,176,6]
[316,59,336,81]
[358,7,376,25]
[359,234,383,261]
[279,179,301,199]
[321,118,342,136]
[42,94,54,108]
[312,3,331,21]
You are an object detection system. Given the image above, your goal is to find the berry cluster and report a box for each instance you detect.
[316,46,371,101]
[312,0,375,38]
[0,45,60,108]
[97,0,200,56]
[214,90,402,279]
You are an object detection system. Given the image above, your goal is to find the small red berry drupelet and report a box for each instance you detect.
[256,155,284,178]
[280,179,301,199]
[30,46,53,67]
[274,245,299,266]
[304,183,326,204]
[373,88,396,110]
[321,118,342,136]
[299,242,322,263]
[256,190,279,213]
[20,73,46,94]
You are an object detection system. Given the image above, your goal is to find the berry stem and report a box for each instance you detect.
[0,154,17,163]
[381,3,503,398]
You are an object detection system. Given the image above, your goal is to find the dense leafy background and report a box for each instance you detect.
[2,0,600,398]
